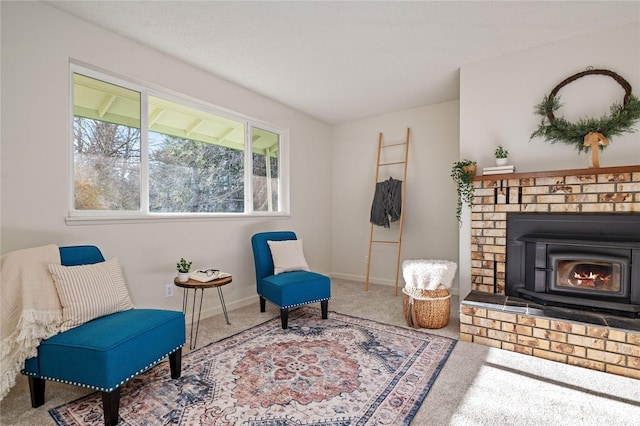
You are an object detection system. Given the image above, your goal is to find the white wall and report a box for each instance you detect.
[459,23,640,298]
[331,101,460,293]
[4,3,637,317]
[0,2,333,318]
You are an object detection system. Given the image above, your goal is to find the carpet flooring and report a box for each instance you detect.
[49,307,455,425]
[1,279,639,425]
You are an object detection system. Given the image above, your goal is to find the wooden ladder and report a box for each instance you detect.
[364,128,410,296]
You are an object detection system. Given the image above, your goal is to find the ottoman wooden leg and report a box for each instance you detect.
[28,377,45,407]
[321,300,328,319]
[169,348,182,379]
[280,308,289,329]
[102,387,120,426]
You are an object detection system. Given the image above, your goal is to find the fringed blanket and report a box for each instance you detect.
[1,244,62,400]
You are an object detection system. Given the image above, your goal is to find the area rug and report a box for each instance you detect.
[50,307,456,425]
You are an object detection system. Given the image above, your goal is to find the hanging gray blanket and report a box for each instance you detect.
[370,177,402,228]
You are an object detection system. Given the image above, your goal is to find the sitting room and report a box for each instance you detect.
[1,1,639,425]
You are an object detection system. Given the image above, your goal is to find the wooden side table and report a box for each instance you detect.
[174,275,232,349]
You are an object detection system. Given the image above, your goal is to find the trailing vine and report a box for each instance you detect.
[530,68,640,153]
[451,160,476,224]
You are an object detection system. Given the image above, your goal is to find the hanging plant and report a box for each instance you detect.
[451,159,476,224]
[530,68,640,167]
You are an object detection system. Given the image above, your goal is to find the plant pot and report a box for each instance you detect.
[462,164,477,176]
[495,158,508,166]
[177,272,190,282]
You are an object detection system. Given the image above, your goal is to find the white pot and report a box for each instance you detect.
[177,272,190,282]
[495,157,508,166]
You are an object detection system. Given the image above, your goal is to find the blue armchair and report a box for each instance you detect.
[21,245,185,426]
[251,231,331,329]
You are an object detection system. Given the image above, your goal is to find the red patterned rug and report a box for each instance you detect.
[50,307,456,425]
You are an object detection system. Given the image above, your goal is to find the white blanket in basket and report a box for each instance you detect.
[402,259,457,290]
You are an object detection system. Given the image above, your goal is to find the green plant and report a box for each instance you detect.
[451,159,477,223]
[494,145,509,159]
[176,258,192,273]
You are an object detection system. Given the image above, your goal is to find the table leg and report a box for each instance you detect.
[189,289,197,350]
[182,288,188,313]
[178,282,230,350]
[192,288,204,349]
[181,288,195,349]
[217,287,230,325]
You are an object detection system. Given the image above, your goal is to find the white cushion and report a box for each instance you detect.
[48,257,134,331]
[267,239,310,275]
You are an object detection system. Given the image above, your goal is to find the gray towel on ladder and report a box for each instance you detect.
[370,177,402,228]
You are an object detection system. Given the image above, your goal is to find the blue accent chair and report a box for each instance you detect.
[21,245,185,426]
[251,231,331,329]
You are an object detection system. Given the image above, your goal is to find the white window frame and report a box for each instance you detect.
[67,64,289,224]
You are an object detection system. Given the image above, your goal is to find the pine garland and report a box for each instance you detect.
[530,69,640,153]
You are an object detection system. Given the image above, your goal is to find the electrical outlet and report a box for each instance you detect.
[165,284,174,298]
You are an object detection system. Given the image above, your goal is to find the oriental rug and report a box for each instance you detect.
[50,307,456,426]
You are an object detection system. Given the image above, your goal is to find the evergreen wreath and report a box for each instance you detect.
[530,68,640,153]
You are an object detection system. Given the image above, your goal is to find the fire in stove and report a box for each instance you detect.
[558,261,620,293]
[569,264,612,288]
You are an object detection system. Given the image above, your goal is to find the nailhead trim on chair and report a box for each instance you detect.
[22,344,184,392]
[281,297,330,309]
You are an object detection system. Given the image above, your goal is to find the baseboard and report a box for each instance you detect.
[184,294,257,324]
[330,272,459,296]
[185,277,459,324]
[330,272,394,285]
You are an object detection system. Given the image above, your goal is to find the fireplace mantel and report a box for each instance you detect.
[474,165,640,181]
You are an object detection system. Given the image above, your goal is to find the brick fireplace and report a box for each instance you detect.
[460,165,640,379]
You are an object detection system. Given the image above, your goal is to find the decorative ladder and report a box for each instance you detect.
[364,128,410,296]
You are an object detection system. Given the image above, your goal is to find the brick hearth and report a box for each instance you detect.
[460,165,640,380]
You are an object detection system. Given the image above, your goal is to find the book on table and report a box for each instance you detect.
[189,270,231,282]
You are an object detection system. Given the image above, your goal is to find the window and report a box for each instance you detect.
[70,66,286,219]
[252,127,280,212]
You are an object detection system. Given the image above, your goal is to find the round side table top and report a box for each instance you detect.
[173,275,232,289]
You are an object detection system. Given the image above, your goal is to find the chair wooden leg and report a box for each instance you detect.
[169,348,182,379]
[28,377,45,407]
[280,307,289,329]
[321,300,329,319]
[260,296,266,313]
[102,387,121,426]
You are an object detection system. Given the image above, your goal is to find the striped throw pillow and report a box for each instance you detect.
[48,257,135,331]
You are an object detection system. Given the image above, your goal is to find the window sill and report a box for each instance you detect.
[65,212,290,226]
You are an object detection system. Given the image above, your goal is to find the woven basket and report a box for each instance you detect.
[402,287,451,329]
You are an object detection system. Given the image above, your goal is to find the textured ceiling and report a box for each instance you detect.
[48,1,639,124]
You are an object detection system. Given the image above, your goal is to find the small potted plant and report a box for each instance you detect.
[176,258,192,282]
[494,145,509,166]
[451,159,477,224]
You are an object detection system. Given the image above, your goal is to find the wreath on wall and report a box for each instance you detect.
[530,68,640,167]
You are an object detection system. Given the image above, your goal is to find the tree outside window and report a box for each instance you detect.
[71,70,284,216]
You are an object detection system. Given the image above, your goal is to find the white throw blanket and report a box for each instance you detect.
[402,259,457,291]
[0,244,62,400]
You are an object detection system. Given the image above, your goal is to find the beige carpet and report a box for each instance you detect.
[1,279,639,425]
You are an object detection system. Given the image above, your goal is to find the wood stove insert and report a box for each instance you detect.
[506,213,640,317]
